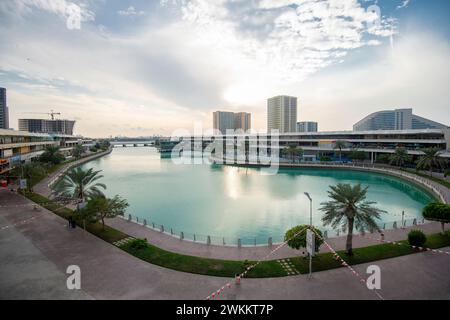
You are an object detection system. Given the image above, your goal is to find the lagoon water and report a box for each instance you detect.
[80,147,434,244]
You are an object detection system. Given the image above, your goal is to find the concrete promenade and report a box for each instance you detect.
[33,150,450,261]
[33,148,112,198]
[107,217,447,261]
[1,189,450,300]
[2,151,446,299]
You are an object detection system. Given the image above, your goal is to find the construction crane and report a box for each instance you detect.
[22,109,61,120]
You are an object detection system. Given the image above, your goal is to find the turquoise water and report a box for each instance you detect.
[80,147,434,244]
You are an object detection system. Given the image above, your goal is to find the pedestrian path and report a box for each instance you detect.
[2,189,450,300]
[277,259,300,276]
[113,236,135,247]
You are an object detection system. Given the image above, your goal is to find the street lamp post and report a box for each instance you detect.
[304,192,313,278]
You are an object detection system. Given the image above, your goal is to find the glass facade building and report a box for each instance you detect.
[297,121,318,132]
[353,108,447,131]
[267,95,297,133]
[0,88,9,129]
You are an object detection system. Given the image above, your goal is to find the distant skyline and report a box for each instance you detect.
[1,0,449,137]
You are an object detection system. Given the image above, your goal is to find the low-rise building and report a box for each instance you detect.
[0,128,81,174]
[174,128,450,163]
[297,121,318,132]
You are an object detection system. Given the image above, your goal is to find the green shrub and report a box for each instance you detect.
[285,225,323,252]
[423,203,450,221]
[320,156,332,162]
[408,230,427,247]
[129,238,149,250]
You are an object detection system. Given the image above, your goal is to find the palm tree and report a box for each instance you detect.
[282,145,303,163]
[389,147,411,167]
[72,144,85,159]
[319,183,385,255]
[333,140,346,162]
[416,148,446,176]
[83,195,129,230]
[21,162,47,192]
[53,167,106,202]
[39,145,65,165]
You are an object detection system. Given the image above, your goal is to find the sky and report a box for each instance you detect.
[0,0,449,138]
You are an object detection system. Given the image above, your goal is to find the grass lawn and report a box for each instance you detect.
[20,160,450,279]
[24,192,128,243]
[120,231,450,278]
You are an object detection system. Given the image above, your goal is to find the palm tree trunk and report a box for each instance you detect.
[346,218,354,256]
[102,217,105,230]
[441,221,445,235]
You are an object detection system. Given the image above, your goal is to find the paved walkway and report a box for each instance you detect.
[107,217,447,261]
[1,190,449,300]
[33,149,112,198]
[33,151,450,261]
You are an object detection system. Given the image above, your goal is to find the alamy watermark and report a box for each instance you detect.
[366,265,381,290]
[66,265,81,290]
[169,123,280,175]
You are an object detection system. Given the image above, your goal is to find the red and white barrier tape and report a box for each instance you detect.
[205,226,309,300]
[357,233,450,256]
[312,229,384,300]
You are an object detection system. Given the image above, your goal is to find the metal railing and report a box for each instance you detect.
[121,213,429,247]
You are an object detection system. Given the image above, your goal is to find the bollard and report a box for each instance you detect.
[413,218,417,226]
[237,238,242,248]
[380,233,385,242]
[235,274,241,285]
[171,228,173,235]
[393,221,398,229]
[160,225,164,233]
[268,237,273,247]
[128,214,131,221]
[207,236,211,245]
[180,232,184,240]
[143,219,147,227]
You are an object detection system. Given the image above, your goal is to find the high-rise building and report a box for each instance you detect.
[297,121,318,132]
[353,108,448,131]
[234,112,251,132]
[18,119,76,135]
[213,111,251,134]
[0,88,9,129]
[267,95,297,133]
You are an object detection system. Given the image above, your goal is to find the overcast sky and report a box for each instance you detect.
[0,0,449,137]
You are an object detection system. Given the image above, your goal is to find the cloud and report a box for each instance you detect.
[1,0,448,137]
[118,6,145,16]
[8,0,95,21]
[169,0,397,104]
[397,0,410,10]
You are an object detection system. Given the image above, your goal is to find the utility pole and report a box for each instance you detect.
[304,192,313,279]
